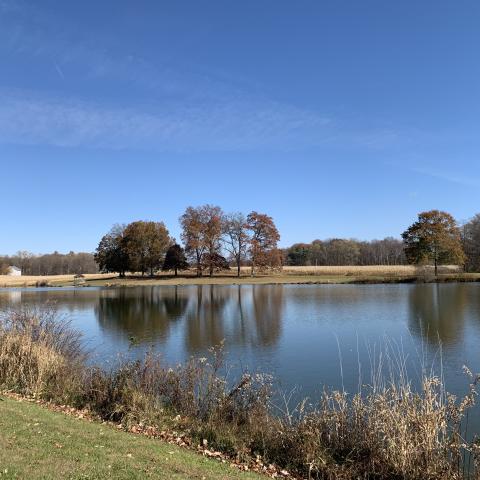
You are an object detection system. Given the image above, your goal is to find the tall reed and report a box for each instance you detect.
[0,306,85,400]
[1,307,479,479]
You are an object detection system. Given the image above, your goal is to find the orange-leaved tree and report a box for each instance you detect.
[180,205,224,277]
[246,211,281,276]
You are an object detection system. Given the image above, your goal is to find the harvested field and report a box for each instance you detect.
[277,265,462,276]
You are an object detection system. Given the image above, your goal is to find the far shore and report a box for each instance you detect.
[1,265,479,288]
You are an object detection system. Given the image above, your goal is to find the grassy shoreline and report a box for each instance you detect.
[84,272,480,287]
[1,266,479,288]
[0,394,262,480]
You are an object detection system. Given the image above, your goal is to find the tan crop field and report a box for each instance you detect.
[276,265,462,276]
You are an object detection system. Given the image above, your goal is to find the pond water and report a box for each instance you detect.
[1,283,480,402]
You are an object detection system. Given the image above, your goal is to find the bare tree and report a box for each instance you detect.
[462,214,480,272]
[222,212,249,277]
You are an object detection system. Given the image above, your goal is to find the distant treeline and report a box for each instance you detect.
[2,210,480,276]
[283,237,406,266]
[0,251,98,275]
[284,212,480,272]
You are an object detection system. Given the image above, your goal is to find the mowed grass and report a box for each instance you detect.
[0,395,261,480]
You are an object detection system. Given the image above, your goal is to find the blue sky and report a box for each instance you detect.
[1,0,479,254]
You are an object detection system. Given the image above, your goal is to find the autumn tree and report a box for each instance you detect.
[201,252,230,272]
[201,205,224,276]
[180,205,224,277]
[94,224,129,277]
[123,221,171,276]
[246,211,281,275]
[180,207,206,276]
[462,214,480,272]
[402,210,465,276]
[162,243,189,276]
[222,212,249,277]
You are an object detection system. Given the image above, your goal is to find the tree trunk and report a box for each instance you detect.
[237,261,240,278]
[196,249,202,277]
[209,243,214,277]
[175,266,178,277]
[434,257,438,277]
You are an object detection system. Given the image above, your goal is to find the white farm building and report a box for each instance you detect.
[7,266,22,276]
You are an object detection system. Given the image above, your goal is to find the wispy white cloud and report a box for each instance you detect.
[0,89,333,151]
[53,61,65,80]
[0,1,409,153]
[412,167,480,188]
[0,2,340,151]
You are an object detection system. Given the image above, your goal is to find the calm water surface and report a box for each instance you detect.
[1,283,480,400]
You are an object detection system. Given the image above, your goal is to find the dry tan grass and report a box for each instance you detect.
[0,273,113,287]
[0,307,84,399]
[0,332,66,396]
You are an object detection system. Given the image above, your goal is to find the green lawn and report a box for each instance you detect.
[0,396,262,480]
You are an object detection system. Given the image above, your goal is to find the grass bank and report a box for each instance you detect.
[1,266,479,288]
[0,273,112,288]
[2,306,480,479]
[0,394,262,480]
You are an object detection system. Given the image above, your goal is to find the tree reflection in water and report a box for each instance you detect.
[407,284,467,346]
[93,285,284,353]
[96,286,189,343]
[184,284,284,353]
